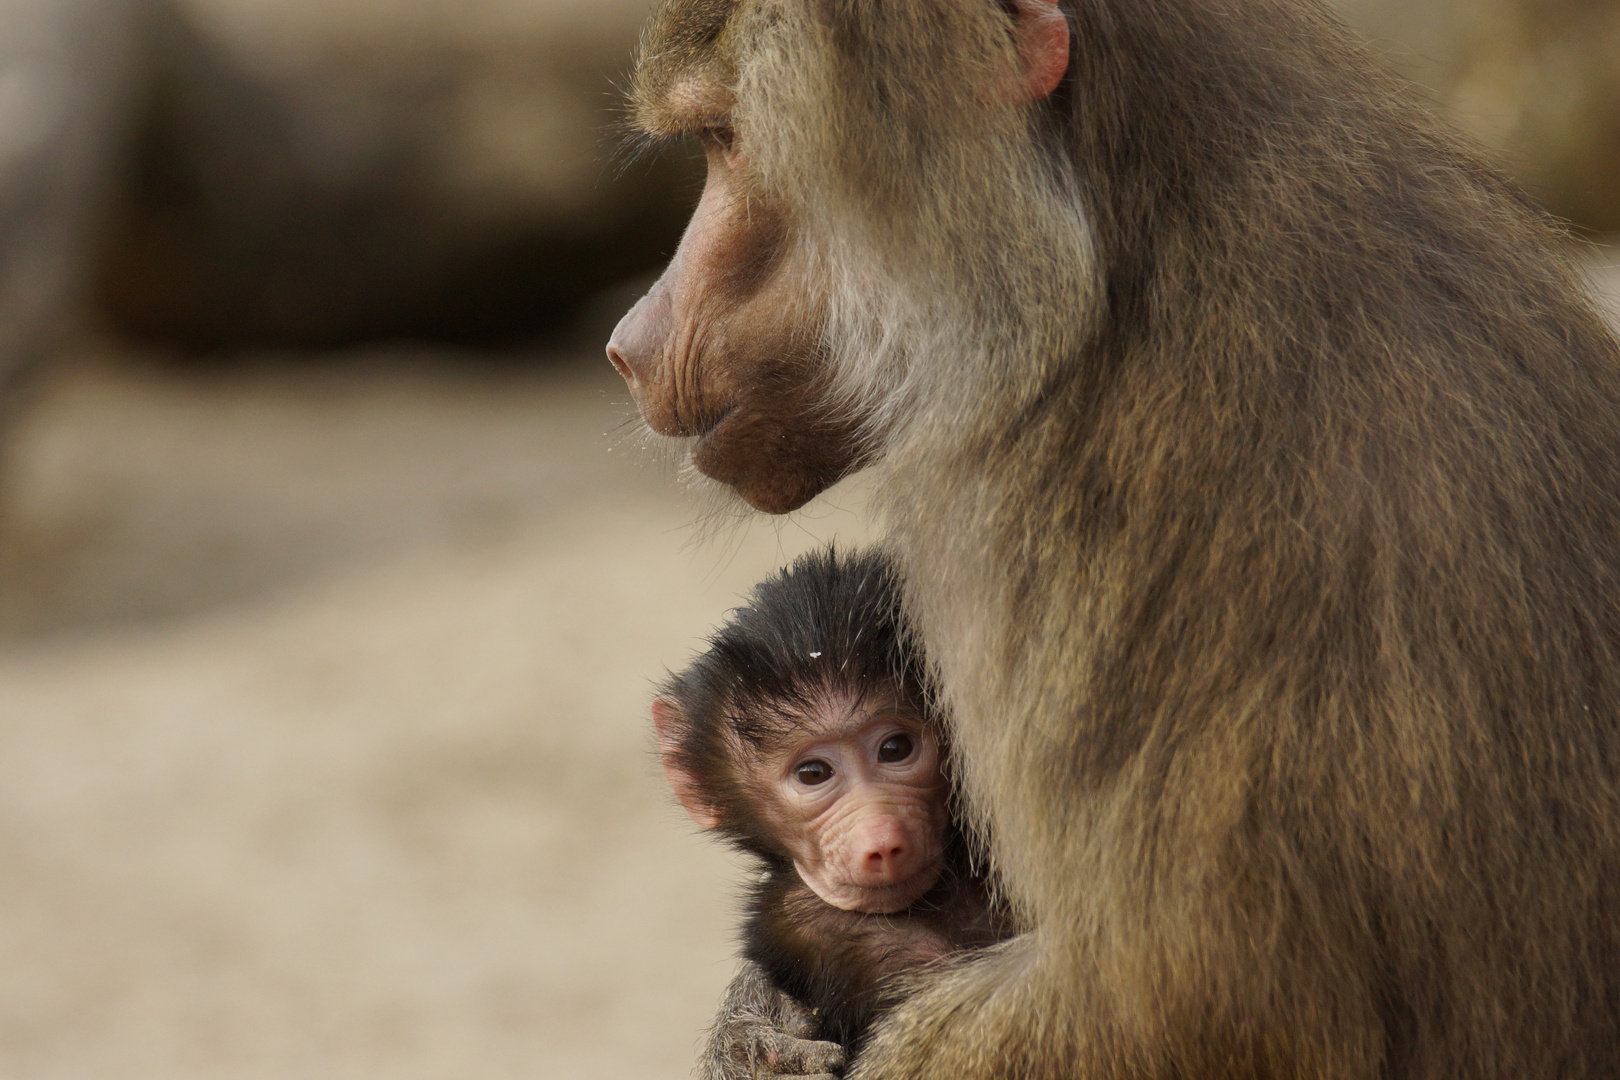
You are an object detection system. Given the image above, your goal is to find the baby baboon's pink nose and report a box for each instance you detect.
[856,821,913,883]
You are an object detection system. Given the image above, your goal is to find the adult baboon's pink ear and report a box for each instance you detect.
[652,696,723,829]
[1009,0,1069,102]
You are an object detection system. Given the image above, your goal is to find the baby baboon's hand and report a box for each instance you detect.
[703,960,846,1080]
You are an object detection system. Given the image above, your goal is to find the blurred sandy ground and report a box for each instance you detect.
[0,340,876,1079]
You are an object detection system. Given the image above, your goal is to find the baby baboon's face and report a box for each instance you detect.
[755,695,949,915]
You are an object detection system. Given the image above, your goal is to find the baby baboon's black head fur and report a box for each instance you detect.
[657,545,935,859]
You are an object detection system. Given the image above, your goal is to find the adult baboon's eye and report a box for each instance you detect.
[703,125,736,153]
[795,759,833,785]
[877,733,915,763]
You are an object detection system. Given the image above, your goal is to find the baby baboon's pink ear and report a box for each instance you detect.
[652,697,723,829]
[1010,0,1070,102]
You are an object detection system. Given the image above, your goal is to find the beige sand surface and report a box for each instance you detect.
[0,345,875,1080]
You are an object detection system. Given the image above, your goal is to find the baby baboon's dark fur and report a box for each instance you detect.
[658,548,1009,1056]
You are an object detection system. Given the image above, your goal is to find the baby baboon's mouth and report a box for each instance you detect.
[827,864,944,915]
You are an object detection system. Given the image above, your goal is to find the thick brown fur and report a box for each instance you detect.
[618,1,1620,1078]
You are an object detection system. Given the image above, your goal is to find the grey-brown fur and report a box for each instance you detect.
[701,959,844,1080]
[618,1,1620,1078]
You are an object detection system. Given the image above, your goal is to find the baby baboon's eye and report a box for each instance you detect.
[795,759,833,785]
[877,733,915,763]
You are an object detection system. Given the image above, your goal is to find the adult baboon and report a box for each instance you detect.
[608,1,1620,1078]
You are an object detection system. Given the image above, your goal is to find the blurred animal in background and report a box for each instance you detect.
[611,1,1620,1079]
[654,547,1010,1076]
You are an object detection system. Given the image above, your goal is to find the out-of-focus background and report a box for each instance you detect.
[0,0,1615,1077]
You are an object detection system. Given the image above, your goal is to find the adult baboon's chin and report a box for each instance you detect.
[612,1,1620,1078]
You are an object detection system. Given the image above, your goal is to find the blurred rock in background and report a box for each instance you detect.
[0,0,144,406]
[93,0,694,349]
[1336,0,1620,234]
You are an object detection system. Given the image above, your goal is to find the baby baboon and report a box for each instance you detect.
[612,1,1620,1078]
[655,547,1009,1060]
